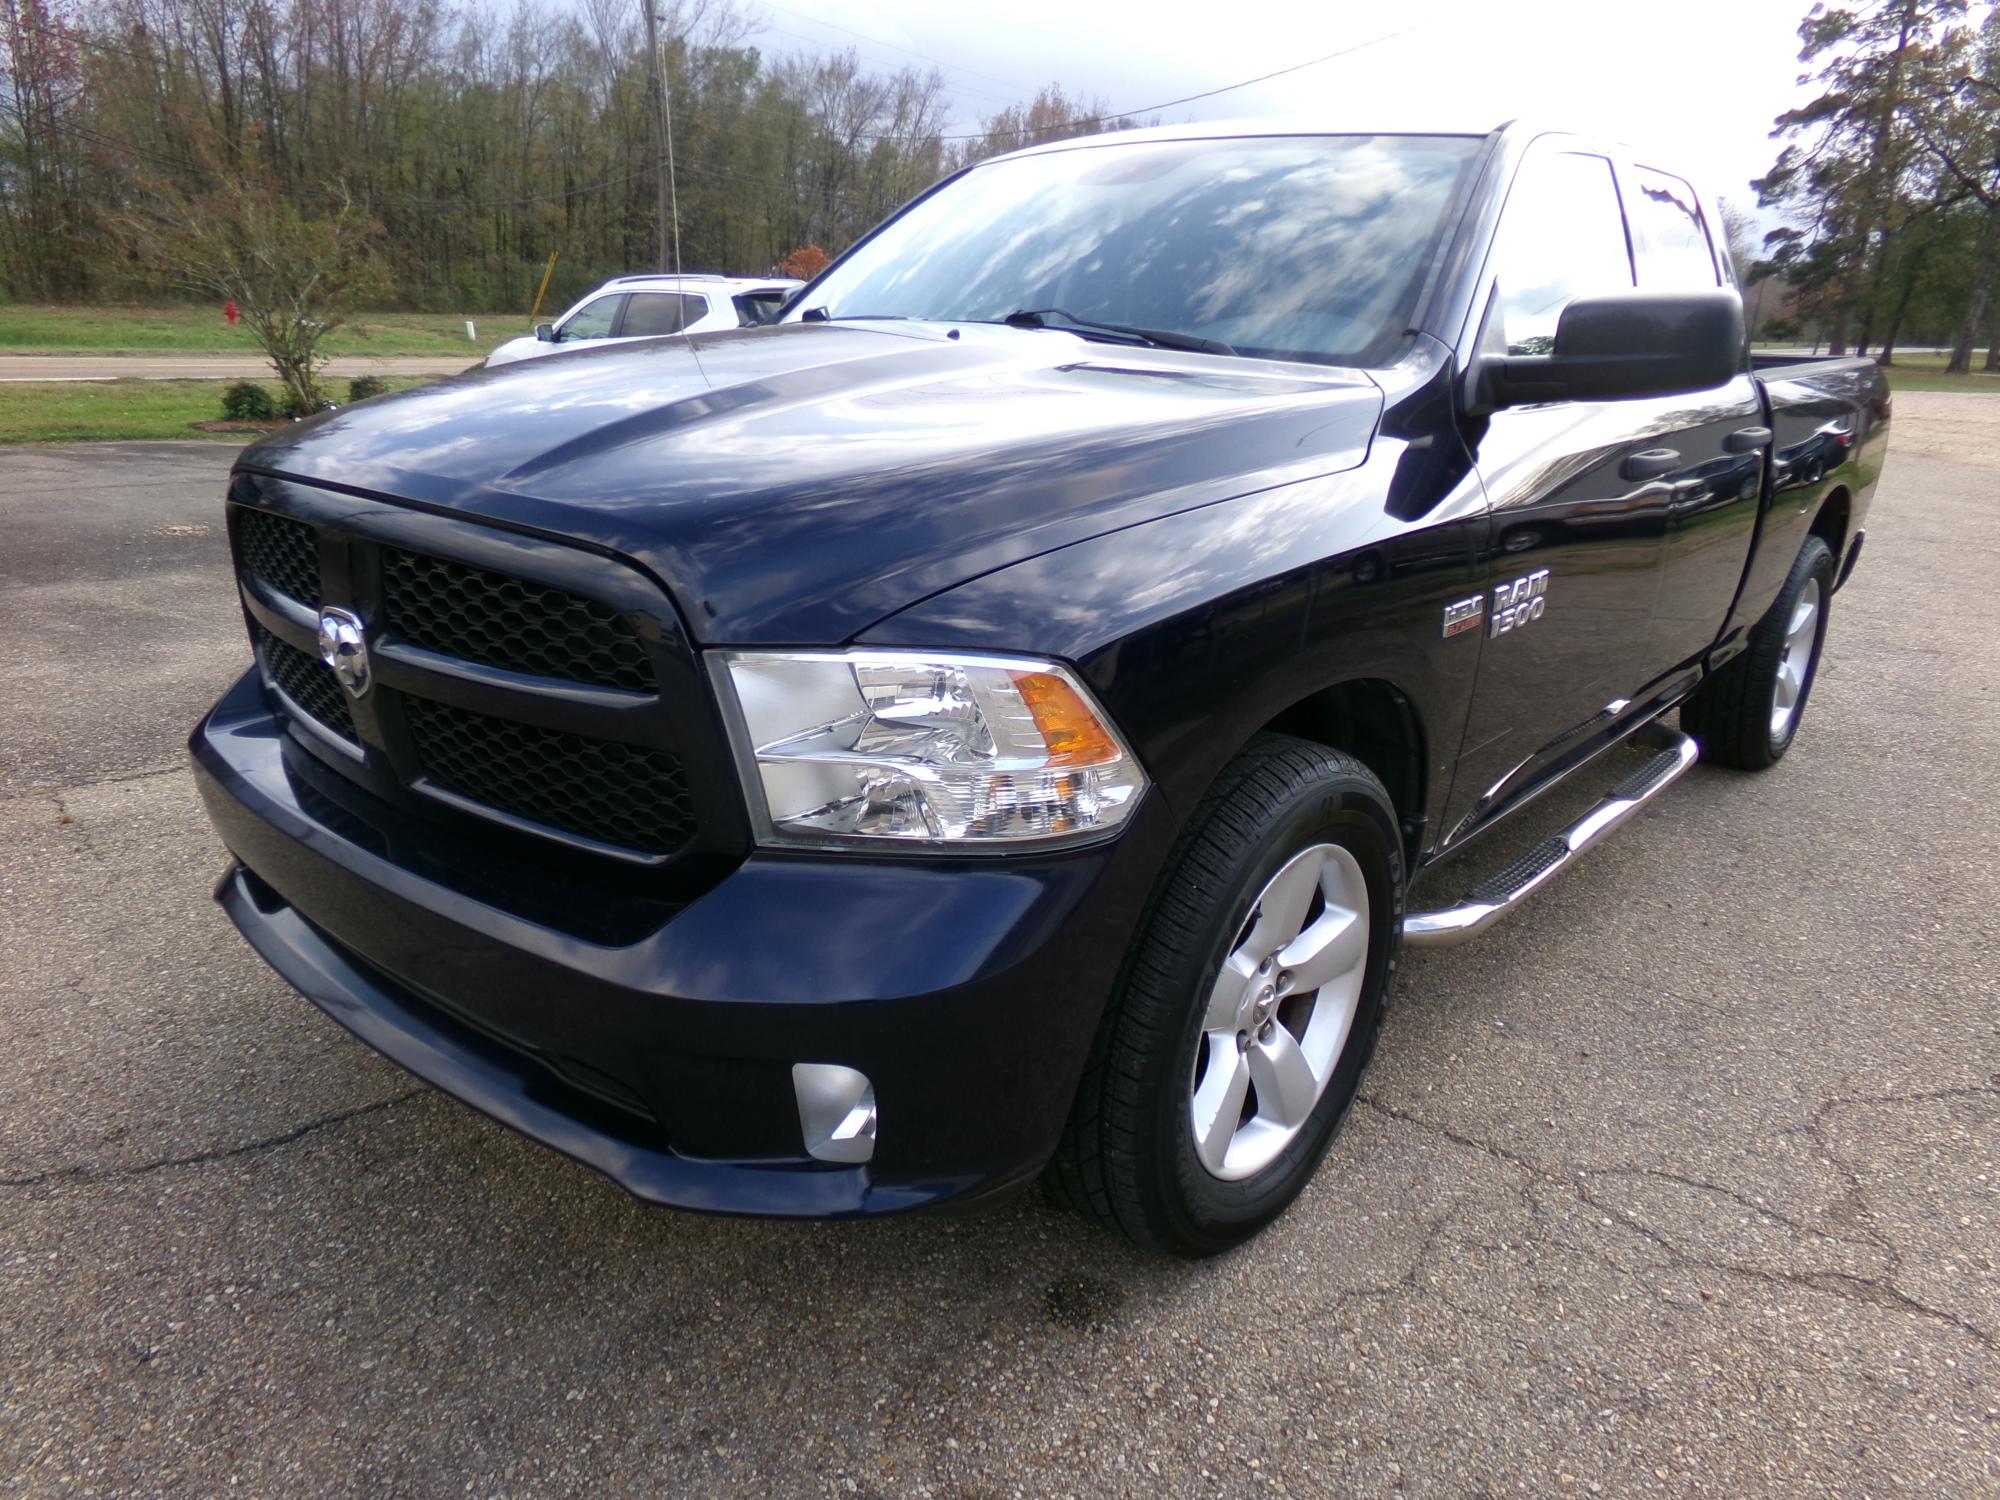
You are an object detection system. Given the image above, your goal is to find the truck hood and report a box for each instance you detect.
[242,321,1383,643]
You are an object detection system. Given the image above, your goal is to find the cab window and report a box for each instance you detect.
[734,289,791,326]
[621,293,707,337]
[1489,152,1633,356]
[1627,169,1720,289]
[560,295,624,340]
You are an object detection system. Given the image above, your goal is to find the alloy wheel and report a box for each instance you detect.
[1770,575,1822,743]
[1188,842,1371,1182]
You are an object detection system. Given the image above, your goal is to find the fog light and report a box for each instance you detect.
[792,1063,877,1164]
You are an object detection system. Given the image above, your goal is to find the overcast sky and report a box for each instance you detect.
[743,0,1820,214]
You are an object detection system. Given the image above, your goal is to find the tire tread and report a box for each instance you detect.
[1683,536,1833,770]
[1047,734,1396,1251]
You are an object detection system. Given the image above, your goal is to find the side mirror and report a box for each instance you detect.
[1481,290,1744,409]
[535,322,556,343]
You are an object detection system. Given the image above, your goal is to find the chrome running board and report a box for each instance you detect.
[1403,723,1699,950]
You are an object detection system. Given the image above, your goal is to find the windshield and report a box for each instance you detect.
[793,134,1484,367]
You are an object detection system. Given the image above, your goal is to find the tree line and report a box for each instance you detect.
[0,0,1122,314]
[1,0,1996,373]
[1755,0,1999,369]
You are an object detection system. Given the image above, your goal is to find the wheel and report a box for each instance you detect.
[1683,535,1834,770]
[1046,734,1403,1256]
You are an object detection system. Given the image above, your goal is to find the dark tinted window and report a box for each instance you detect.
[734,290,790,326]
[561,295,624,340]
[1628,169,1719,289]
[621,292,706,336]
[797,134,1485,366]
[1490,152,1632,355]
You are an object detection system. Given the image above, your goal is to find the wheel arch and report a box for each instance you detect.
[1809,484,1852,563]
[1254,677,1427,861]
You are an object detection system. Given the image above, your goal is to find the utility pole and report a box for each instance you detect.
[641,0,671,272]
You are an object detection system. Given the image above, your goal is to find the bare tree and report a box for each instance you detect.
[1717,197,1761,281]
[0,0,90,298]
[120,163,390,411]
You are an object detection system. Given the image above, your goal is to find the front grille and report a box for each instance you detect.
[237,507,321,609]
[256,623,356,743]
[381,546,654,691]
[404,695,693,855]
[228,494,717,872]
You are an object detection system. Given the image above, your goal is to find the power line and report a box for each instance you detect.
[12,17,1426,218]
[865,24,1423,143]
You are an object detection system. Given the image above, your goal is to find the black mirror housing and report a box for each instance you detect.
[1484,290,1744,409]
[535,322,556,342]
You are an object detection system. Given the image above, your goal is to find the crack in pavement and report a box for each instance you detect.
[1583,1163,1881,1250]
[2,763,189,803]
[1356,1092,1999,1352]
[0,1089,427,1190]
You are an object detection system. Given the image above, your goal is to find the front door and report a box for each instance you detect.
[1445,146,1680,840]
[554,293,627,354]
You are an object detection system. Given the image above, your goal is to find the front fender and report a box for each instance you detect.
[860,460,1488,840]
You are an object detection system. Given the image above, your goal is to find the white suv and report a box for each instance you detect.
[484,274,803,369]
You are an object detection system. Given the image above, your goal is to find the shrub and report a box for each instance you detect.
[778,243,831,280]
[346,375,389,402]
[280,388,336,419]
[220,381,276,421]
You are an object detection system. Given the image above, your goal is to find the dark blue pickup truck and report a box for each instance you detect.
[192,121,1888,1254]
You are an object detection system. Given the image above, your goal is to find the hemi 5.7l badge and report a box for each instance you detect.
[1441,595,1486,638]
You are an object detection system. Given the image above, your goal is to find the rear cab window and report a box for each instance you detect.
[1625,168,1721,290]
[734,289,791,327]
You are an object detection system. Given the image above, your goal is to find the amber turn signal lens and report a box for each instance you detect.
[1011,670,1121,767]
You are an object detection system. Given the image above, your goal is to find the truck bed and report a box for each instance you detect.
[1750,351,1881,380]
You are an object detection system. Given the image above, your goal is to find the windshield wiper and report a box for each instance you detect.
[798,308,908,323]
[1001,307,1235,357]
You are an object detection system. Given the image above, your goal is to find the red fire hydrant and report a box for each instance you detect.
[224,300,239,326]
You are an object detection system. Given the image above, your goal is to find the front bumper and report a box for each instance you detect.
[191,668,1170,1216]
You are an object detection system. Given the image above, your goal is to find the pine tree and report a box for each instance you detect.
[1908,10,2000,370]
[1755,0,1966,355]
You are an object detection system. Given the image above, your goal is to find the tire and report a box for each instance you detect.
[1045,734,1404,1256]
[1683,535,1834,770]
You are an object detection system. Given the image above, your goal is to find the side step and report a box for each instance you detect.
[1403,723,1699,950]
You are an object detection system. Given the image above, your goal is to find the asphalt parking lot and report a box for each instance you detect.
[3,403,1995,1497]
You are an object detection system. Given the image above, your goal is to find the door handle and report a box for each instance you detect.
[1723,426,1773,454]
[1620,448,1681,482]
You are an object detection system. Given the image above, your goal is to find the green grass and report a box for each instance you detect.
[0,378,433,444]
[1877,356,2000,394]
[1754,347,2000,394]
[0,303,515,356]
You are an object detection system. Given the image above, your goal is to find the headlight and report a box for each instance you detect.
[713,649,1147,847]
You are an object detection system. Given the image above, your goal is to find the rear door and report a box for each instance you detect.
[1622,164,1769,670]
[617,291,707,338]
